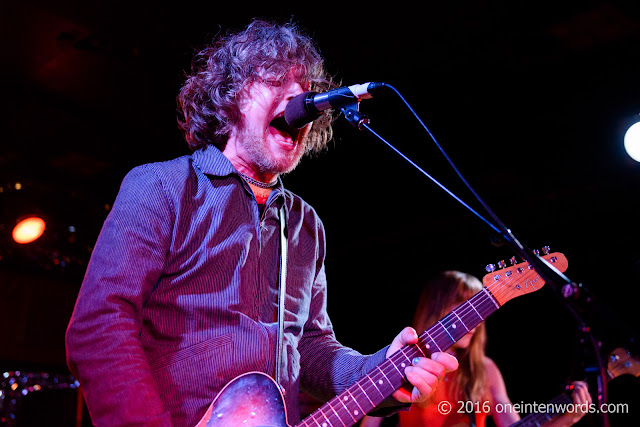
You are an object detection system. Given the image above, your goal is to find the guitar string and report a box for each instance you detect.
[409,268,541,351]
[322,269,540,422]
[415,257,561,346]
[375,260,561,390]
[402,275,519,351]
[303,269,541,426]
[301,273,528,427]
[299,257,564,427]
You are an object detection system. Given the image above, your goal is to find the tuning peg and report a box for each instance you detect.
[485,264,497,272]
[497,260,506,269]
[542,246,550,255]
[509,256,517,265]
[533,249,540,256]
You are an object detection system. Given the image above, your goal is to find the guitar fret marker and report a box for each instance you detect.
[346,389,364,414]
[414,341,428,354]
[452,311,468,331]
[336,396,356,423]
[425,330,442,352]
[377,367,393,395]
[318,408,332,427]
[366,375,384,397]
[439,320,455,341]
[391,362,403,376]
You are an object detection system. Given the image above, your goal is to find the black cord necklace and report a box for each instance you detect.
[238,172,278,189]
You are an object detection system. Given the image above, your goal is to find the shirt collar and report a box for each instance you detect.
[191,145,237,177]
[192,145,287,203]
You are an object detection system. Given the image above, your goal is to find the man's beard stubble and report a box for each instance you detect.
[238,127,305,176]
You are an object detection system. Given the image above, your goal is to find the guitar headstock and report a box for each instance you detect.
[482,247,568,306]
[607,347,640,379]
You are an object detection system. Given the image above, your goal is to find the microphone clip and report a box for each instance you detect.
[341,102,370,130]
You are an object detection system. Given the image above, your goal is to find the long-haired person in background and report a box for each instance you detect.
[362,271,591,427]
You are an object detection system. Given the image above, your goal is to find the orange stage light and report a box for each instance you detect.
[12,217,46,244]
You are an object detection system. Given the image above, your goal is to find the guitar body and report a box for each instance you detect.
[196,372,289,427]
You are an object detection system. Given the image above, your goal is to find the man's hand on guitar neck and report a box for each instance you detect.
[386,327,459,404]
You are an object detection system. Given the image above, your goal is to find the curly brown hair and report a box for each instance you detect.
[177,19,335,153]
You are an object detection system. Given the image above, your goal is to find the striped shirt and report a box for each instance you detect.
[66,145,387,426]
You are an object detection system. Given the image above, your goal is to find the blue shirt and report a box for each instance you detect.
[66,146,387,426]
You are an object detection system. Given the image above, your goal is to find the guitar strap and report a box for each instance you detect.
[276,204,288,393]
[467,410,476,427]
[465,387,476,427]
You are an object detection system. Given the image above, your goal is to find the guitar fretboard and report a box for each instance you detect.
[510,392,573,427]
[296,287,500,427]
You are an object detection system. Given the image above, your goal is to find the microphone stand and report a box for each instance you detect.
[340,99,610,426]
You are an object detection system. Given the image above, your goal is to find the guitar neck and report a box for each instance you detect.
[510,392,573,427]
[296,287,500,427]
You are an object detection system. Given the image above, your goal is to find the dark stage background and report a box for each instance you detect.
[1,1,639,425]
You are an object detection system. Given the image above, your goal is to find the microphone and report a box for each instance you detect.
[285,82,385,128]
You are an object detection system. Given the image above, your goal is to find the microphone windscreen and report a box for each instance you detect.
[285,92,317,128]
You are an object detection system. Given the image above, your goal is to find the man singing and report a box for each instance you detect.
[66,19,457,426]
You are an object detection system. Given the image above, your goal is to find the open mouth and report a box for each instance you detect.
[269,115,300,143]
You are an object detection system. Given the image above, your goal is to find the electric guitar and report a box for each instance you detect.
[196,250,568,427]
[511,347,640,426]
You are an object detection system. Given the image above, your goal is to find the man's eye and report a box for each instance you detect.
[261,78,283,87]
